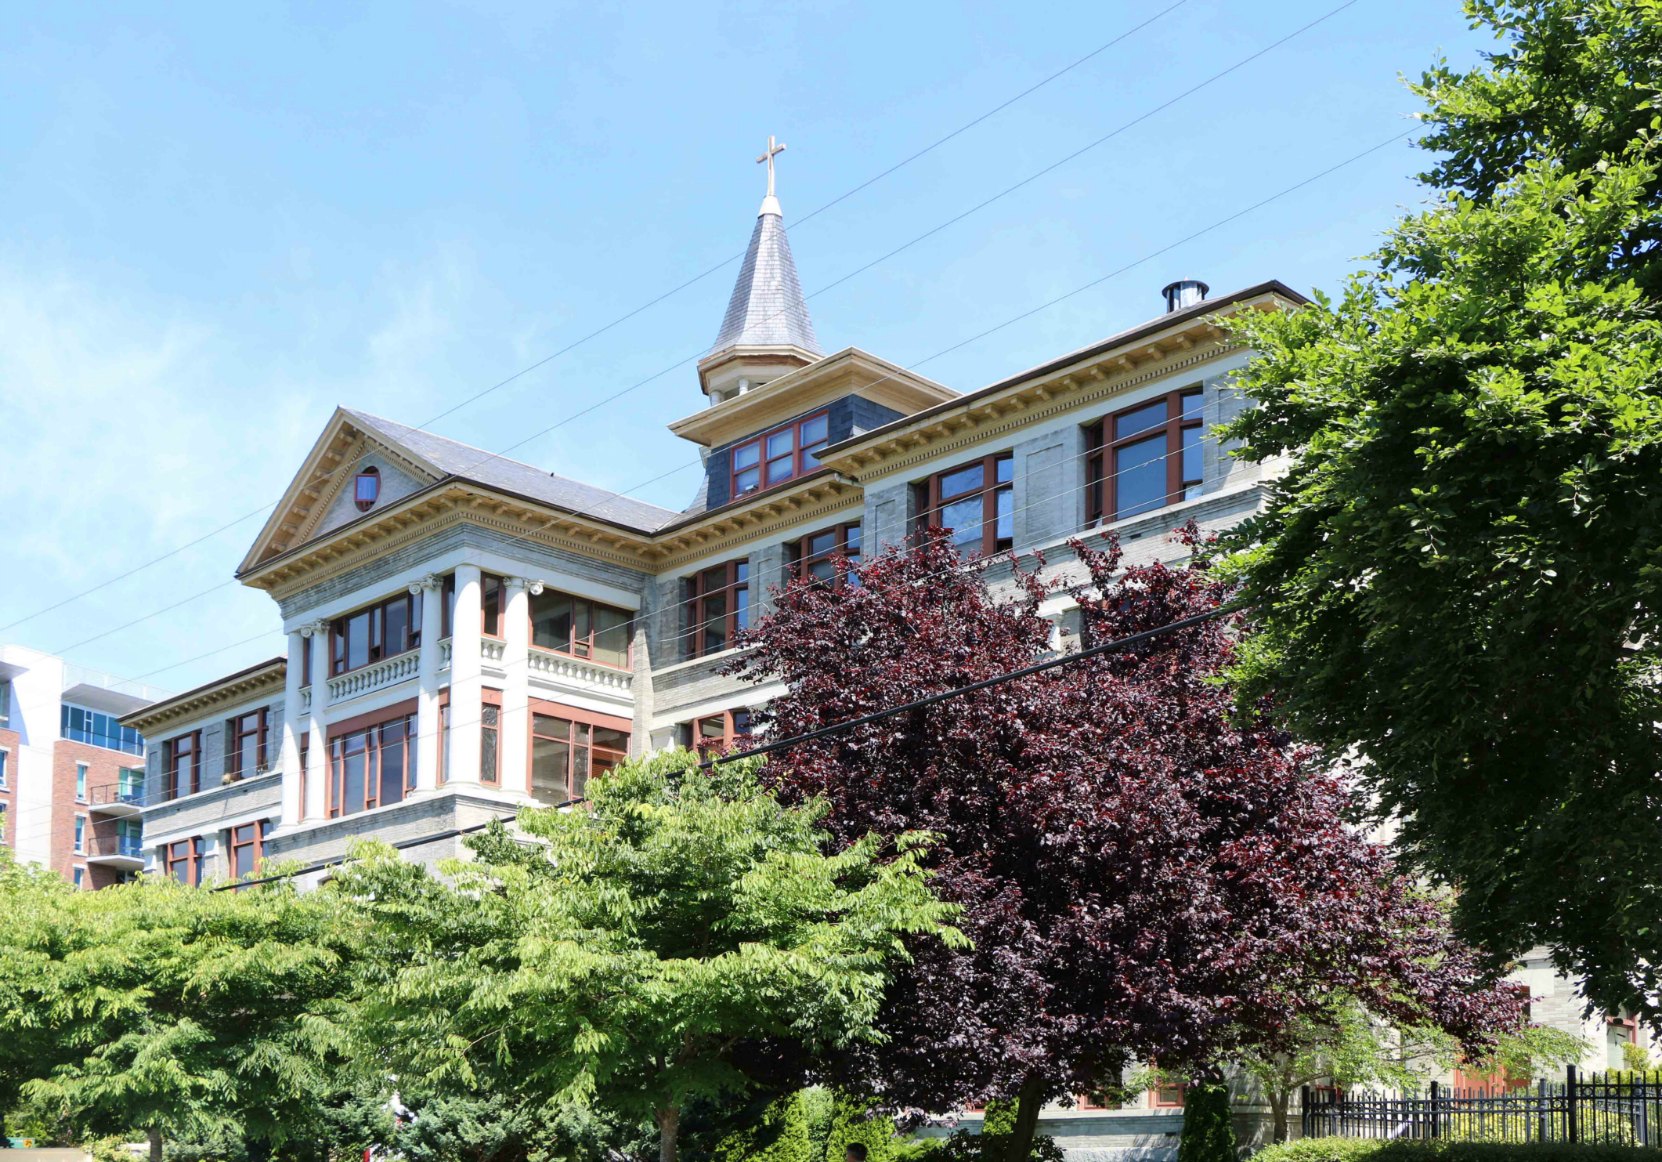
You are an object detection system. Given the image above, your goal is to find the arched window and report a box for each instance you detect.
[354,466,381,512]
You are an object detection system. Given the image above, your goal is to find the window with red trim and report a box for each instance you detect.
[530,591,632,668]
[679,709,752,756]
[1086,388,1204,524]
[481,574,504,637]
[330,590,423,676]
[226,708,269,778]
[166,836,204,886]
[227,819,271,879]
[913,453,1014,558]
[354,466,381,512]
[327,714,417,818]
[164,732,201,801]
[730,411,829,497]
[683,559,750,659]
[789,523,862,587]
[1150,1080,1186,1108]
[531,714,628,802]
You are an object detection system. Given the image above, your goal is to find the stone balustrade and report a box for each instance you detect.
[326,650,420,703]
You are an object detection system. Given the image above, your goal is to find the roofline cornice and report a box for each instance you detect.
[122,659,287,732]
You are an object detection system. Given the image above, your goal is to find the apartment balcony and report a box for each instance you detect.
[326,649,420,704]
[87,771,147,817]
[85,831,144,870]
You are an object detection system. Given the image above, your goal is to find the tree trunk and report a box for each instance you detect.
[148,1126,164,1162]
[1005,1075,1048,1162]
[1269,1090,1290,1144]
[656,1106,680,1162]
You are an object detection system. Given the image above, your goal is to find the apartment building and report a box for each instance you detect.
[0,645,159,888]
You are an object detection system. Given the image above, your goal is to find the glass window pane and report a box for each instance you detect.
[1181,390,1204,421]
[734,585,751,632]
[808,559,836,583]
[342,747,366,816]
[995,456,1013,484]
[593,726,629,754]
[1113,434,1168,519]
[380,728,406,805]
[808,531,836,556]
[572,746,592,800]
[347,612,371,670]
[1181,425,1202,485]
[766,455,794,485]
[799,414,828,444]
[844,524,862,554]
[732,442,760,469]
[594,606,630,667]
[940,496,983,546]
[735,561,749,582]
[1114,399,1169,439]
[938,463,983,498]
[734,467,760,494]
[995,488,1013,543]
[384,599,409,656]
[531,737,570,802]
[767,430,794,457]
[533,713,572,740]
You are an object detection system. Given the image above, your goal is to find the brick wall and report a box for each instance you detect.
[51,739,130,884]
[0,726,18,849]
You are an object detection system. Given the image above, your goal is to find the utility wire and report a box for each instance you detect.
[53,120,1400,668]
[209,599,1239,892]
[2,4,1191,637]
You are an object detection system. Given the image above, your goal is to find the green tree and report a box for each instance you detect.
[340,751,961,1162]
[714,1092,813,1162]
[5,872,359,1162]
[1235,1000,1586,1143]
[0,849,76,1143]
[821,1092,895,1162]
[1222,0,1662,1021]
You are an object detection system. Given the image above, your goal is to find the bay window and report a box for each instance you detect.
[327,713,417,817]
[684,559,750,659]
[530,590,632,668]
[730,411,829,496]
[914,453,1014,558]
[330,590,423,676]
[530,710,628,803]
[1085,387,1204,524]
[789,523,862,587]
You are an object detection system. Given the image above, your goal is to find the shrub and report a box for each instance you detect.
[1251,1141,1654,1162]
[715,1092,814,1162]
[1178,1082,1237,1162]
[823,1092,898,1162]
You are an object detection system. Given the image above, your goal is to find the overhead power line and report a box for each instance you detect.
[1,3,1192,637]
[56,124,1406,670]
[211,599,1240,892]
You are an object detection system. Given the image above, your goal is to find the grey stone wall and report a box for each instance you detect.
[265,788,522,873]
[862,480,913,556]
[140,771,282,846]
[1012,423,1088,550]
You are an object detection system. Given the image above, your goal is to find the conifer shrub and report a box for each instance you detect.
[714,1092,813,1162]
[1177,1082,1238,1162]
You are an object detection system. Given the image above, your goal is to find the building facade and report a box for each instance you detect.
[116,177,1651,1150]
[0,645,159,888]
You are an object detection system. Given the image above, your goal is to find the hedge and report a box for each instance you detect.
[1253,1140,1655,1162]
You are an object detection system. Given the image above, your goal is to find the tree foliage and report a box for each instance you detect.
[337,750,960,1162]
[735,530,1524,1162]
[1222,0,1662,1021]
[1175,1081,1236,1162]
[0,866,359,1162]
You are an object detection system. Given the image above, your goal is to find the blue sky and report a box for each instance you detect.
[0,0,1494,693]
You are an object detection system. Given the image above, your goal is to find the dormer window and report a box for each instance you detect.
[354,467,381,512]
[730,411,829,496]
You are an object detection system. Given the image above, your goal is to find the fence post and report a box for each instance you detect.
[1429,1080,1440,1140]
[1566,1064,1579,1144]
[1639,1072,1650,1149]
[1301,1086,1312,1139]
[1537,1078,1548,1143]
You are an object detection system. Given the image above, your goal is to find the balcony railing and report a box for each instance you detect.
[88,832,144,861]
[88,774,147,809]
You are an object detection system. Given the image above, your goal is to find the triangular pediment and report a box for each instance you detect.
[237,408,443,574]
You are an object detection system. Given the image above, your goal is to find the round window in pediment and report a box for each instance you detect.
[354,466,381,512]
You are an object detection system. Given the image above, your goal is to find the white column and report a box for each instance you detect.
[279,630,306,825]
[499,578,538,797]
[304,621,331,820]
[412,574,444,794]
[448,565,484,786]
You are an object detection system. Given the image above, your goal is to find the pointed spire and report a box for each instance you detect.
[708,138,821,357]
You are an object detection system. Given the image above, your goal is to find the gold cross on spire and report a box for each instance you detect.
[756,135,786,198]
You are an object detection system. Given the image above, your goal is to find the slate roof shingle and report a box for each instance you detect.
[710,201,821,355]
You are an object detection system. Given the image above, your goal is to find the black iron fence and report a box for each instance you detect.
[1302,1068,1662,1148]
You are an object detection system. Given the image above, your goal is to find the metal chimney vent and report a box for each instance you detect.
[1162,279,1210,313]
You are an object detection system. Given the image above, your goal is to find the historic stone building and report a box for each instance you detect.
[117,165,1651,1151]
